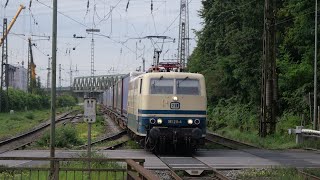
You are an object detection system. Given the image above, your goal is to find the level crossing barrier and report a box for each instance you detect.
[288,126,320,144]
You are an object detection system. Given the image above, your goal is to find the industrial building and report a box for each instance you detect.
[7,64,28,92]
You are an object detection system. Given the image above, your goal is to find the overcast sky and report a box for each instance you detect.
[0,0,202,87]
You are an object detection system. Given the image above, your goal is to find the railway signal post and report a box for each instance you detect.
[84,98,97,180]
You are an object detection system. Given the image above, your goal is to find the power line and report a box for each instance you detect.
[36,0,88,28]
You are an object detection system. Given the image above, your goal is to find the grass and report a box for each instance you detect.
[76,115,106,142]
[214,127,299,149]
[123,140,142,149]
[303,168,320,177]
[0,109,51,139]
[214,127,320,150]
[93,139,124,149]
[237,168,306,180]
[0,106,79,140]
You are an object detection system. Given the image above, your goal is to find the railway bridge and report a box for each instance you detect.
[72,74,125,100]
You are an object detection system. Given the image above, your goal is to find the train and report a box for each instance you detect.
[102,69,207,154]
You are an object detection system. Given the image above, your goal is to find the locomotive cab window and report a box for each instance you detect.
[176,79,200,95]
[150,78,174,94]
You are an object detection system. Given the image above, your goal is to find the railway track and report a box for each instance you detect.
[77,130,128,149]
[103,137,130,150]
[205,132,259,150]
[156,155,229,180]
[297,169,320,180]
[0,111,80,153]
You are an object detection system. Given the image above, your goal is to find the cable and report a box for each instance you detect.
[96,0,123,26]
[36,0,88,28]
[151,13,158,34]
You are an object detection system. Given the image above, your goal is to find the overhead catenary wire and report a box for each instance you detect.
[4,0,197,77]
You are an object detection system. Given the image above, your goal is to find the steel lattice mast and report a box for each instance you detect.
[178,0,189,71]
[0,18,8,112]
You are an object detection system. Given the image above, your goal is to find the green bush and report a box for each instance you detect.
[57,95,77,107]
[209,97,258,132]
[0,88,50,112]
[37,124,83,148]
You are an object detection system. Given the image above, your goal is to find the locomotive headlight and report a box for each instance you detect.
[157,118,163,124]
[172,96,178,101]
[150,118,156,124]
[188,119,193,125]
[194,119,200,125]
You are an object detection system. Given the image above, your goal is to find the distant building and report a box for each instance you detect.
[7,64,28,92]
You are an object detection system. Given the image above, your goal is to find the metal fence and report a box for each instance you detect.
[0,157,159,180]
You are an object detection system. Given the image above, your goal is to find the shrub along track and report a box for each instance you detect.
[77,111,131,150]
[0,111,81,153]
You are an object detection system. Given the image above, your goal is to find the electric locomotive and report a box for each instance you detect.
[103,64,207,153]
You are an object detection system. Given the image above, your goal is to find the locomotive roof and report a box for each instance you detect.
[139,72,204,79]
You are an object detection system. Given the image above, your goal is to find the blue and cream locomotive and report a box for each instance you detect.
[103,70,207,153]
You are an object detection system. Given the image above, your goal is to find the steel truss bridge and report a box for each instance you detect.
[72,74,125,93]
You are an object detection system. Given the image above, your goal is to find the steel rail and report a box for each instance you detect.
[103,138,130,150]
[205,132,259,149]
[77,130,127,149]
[0,111,74,147]
[0,111,80,154]
[212,169,230,180]
[297,169,320,180]
[170,170,183,180]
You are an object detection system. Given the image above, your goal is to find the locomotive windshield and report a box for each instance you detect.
[150,78,200,95]
[176,79,200,95]
[150,78,174,94]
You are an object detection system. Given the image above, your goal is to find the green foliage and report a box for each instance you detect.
[0,88,50,113]
[191,0,318,140]
[189,0,263,104]
[25,112,34,120]
[57,94,77,107]
[37,124,83,148]
[0,110,51,139]
[208,98,258,132]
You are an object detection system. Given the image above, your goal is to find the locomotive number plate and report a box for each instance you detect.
[168,120,182,124]
[170,102,180,109]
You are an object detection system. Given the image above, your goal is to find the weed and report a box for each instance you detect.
[25,112,34,120]
[237,168,304,180]
[124,140,141,149]
[37,124,83,148]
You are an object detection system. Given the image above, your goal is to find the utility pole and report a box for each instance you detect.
[260,0,277,137]
[178,0,189,71]
[69,59,73,90]
[0,18,8,112]
[86,27,99,180]
[314,0,318,130]
[28,38,36,94]
[47,57,51,89]
[50,0,57,178]
[59,64,61,93]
